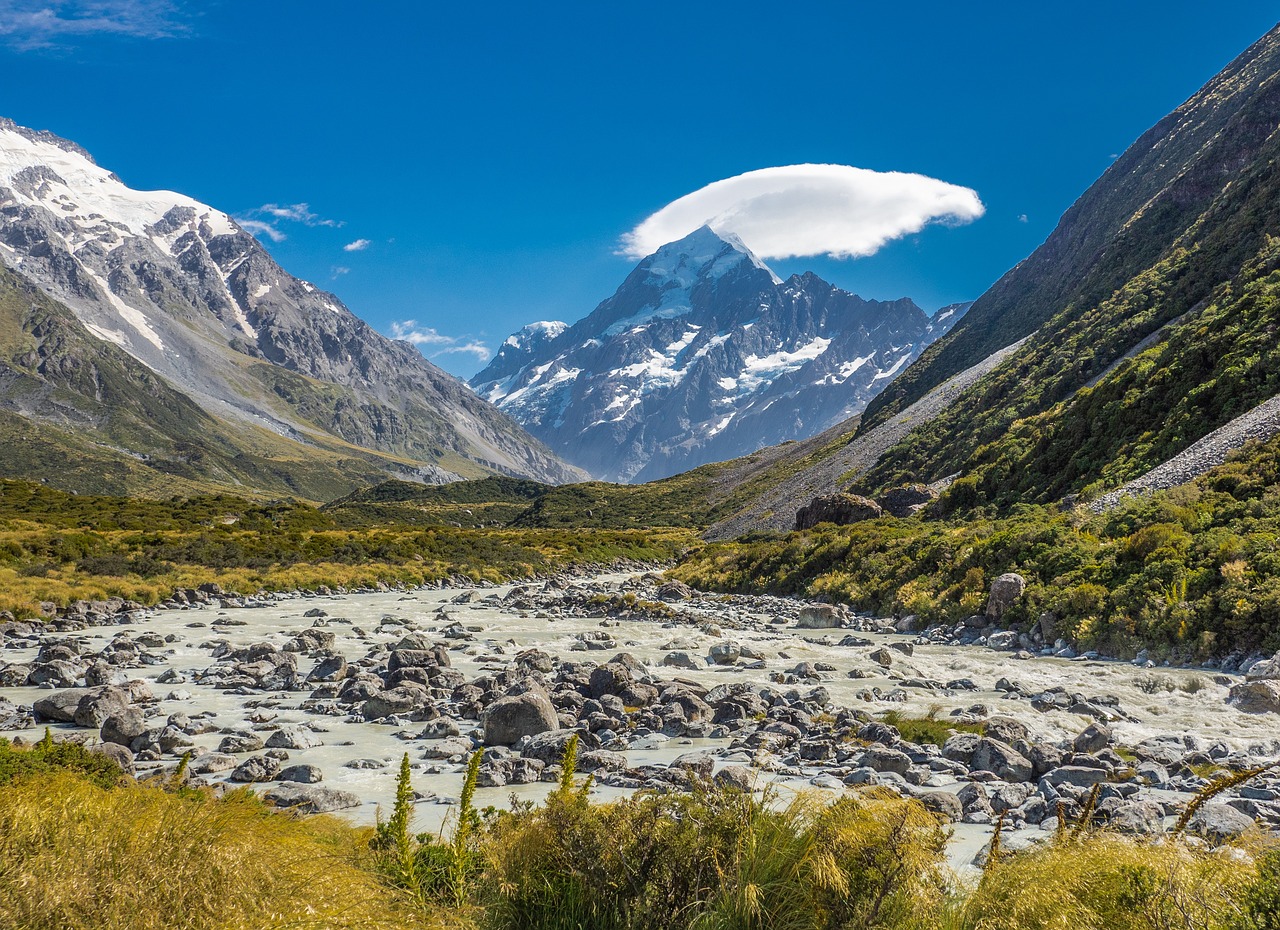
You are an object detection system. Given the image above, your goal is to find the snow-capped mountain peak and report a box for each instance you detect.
[0,117,580,490]
[472,228,970,482]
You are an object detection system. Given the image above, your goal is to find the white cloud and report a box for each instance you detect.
[0,0,187,49]
[1018,213,1029,223]
[330,266,350,278]
[237,219,286,243]
[234,202,343,243]
[389,320,490,362]
[621,164,984,261]
[343,238,371,252]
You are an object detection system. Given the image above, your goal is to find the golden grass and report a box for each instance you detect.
[953,832,1257,930]
[0,774,445,930]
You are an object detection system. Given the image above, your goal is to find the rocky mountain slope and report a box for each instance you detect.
[0,118,580,498]
[704,22,1280,535]
[472,226,965,482]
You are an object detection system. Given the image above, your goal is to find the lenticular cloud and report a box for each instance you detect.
[620,164,984,260]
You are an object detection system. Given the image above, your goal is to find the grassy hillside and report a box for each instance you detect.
[0,479,692,617]
[674,434,1280,660]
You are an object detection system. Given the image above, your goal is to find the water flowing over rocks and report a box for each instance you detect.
[3,569,1280,869]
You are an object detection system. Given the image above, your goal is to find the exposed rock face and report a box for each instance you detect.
[795,494,883,531]
[0,118,581,496]
[473,226,966,482]
[877,484,939,517]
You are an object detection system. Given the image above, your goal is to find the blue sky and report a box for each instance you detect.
[1,1,1277,377]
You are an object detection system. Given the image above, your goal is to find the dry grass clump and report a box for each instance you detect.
[950,832,1256,930]
[0,773,434,930]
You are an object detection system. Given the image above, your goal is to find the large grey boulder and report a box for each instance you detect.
[100,709,147,747]
[1073,723,1113,754]
[0,698,34,731]
[74,687,132,729]
[1229,680,1280,713]
[1245,651,1280,680]
[1186,803,1254,842]
[361,686,429,720]
[986,573,1027,620]
[262,784,361,813]
[1109,801,1165,834]
[796,605,841,629]
[266,727,323,750]
[483,691,559,745]
[33,688,95,723]
[795,494,883,531]
[970,738,1034,782]
[229,755,282,783]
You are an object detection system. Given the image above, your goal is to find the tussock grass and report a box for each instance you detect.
[0,774,432,930]
[952,832,1256,930]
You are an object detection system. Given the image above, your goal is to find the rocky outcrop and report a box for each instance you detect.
[795,494,883,531]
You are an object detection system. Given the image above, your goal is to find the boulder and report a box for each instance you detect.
[100,709,147,747]
[1229,680,1280,713]
[656,580,693,602]
[33,689,95,724]
[862,747,912,776]
[229,755,282,783]
[663,651,703,670]
[877,484,938,518]
[89,741,134,777]
[970,738,1034,782]
[1245,651,1280,680]
[795,494,883,531]
[265,727,323,750]
[709,642,741,666]
[218,733,266,754]
[985,573,1026,621]
[262,784,361,813]
[796,605,841,629]
[1109,801,1164,835]
[1186,803,1254,842]
[483,692,559,745]
[670,751,715,779]
[361,687,428,720]
[520,729,583,764]
[919,791,963,823]
[1072,723,1113,754]
[278,764,324,784]
[589,662,633,699]
[1041,765,1109,788]
[714,765,757,791]
[0,698,34,731]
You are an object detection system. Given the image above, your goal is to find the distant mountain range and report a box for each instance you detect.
[0,118,581,498]
[472,225,966,482]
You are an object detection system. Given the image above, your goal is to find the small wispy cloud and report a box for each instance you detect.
[330,266,350,278]
[1017,213,1029,223]
[389,320,491,362]
[234,202,344,243]
[622,163,984,261]
[236,219,285,243]
[0,0,188,49]
[343,238,371,252]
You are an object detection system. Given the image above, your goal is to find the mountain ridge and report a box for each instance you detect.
[473,225,966,482]
[0,117,583,497]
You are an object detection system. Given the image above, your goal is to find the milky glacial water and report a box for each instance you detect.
[0,574,1264,867]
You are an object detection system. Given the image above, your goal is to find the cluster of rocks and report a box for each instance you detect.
[4,571,1280,850]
